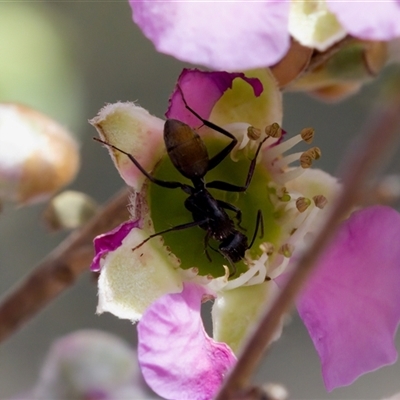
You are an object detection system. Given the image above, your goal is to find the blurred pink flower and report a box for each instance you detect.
[129,1,400,70]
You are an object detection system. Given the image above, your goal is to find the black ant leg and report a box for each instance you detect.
[216,200,245,231]
[94,138,192,193]
[206,137,268,193]
[248,210,264,249]
[208,139,238,172]
[133,218,209,251]
[176,85,237,172]
[203,232,212,262]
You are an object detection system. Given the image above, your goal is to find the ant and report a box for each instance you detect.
[95,89,265,276]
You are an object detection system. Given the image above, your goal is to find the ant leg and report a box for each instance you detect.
[206,137,268,193]
[248,210,264,249]
[207,139,237,172]
[216,200,246,231]
[177,85,237,171]
[94,138,192,192]
[133,219,208,251]
[204,232,212,262]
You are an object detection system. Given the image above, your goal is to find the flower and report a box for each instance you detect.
[129,1,400,71]
[90,68,283,322]
[11,330,152,400]
[90,68,400,398]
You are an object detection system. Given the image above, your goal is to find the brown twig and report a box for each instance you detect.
[216,88,400,398]
[0,187,131,344]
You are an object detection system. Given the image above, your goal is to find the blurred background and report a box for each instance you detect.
[0,2,399,399]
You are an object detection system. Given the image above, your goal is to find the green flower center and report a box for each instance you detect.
[149,137,281,278]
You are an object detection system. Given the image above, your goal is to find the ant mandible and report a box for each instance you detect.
[95,87,265,276]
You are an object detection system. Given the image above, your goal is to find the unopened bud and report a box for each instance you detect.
[43,190,98,231]
[0,104,79,205]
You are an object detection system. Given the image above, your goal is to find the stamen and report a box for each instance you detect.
[313,195,328,209]
[290,205,311,231]
[246,255,268,285]
[274,151,304,169]
[259,242,275,255]
[221,122,251,150]
[266,135,304,160]
[224,261,265,290]
[276,167,305,184]
[247,126,262,140]
[269,255,290,279]
[288,206,321,245]
[278,243,295,258]
[276,187,291,202]
[265,122,282,138]
[300,127,315,144]
[300,152,313,168]
[296,197,311,212]
[308,147,321,160]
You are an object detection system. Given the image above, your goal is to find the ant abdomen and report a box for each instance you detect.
[164,119,209,180]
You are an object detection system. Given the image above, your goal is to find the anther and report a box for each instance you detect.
[265,122,282,138]
[313,195,328,209]
[247,126,262,140]
[279,243,295,258]
[300,152,313,168]
[300,147,321,168]
[277,186,291,202]
[259,242,275,255]
[309,147,321,160]
[300,127,315,144]
[296,197,311,212]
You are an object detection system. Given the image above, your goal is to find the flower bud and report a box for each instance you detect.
[28,330,150,399]
[288,40,388,101]
[43,190,98,231]
[0,104,79,205]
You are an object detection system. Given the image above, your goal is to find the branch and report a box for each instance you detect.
[0,187,131,344]
[216,87,400,398]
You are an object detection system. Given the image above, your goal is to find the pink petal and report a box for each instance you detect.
[166,68,263,127]
[327,1,400,40]
[90,220,139,271]
[138,283,236,400]
[297,206,400,391]
[130,2,290,70]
